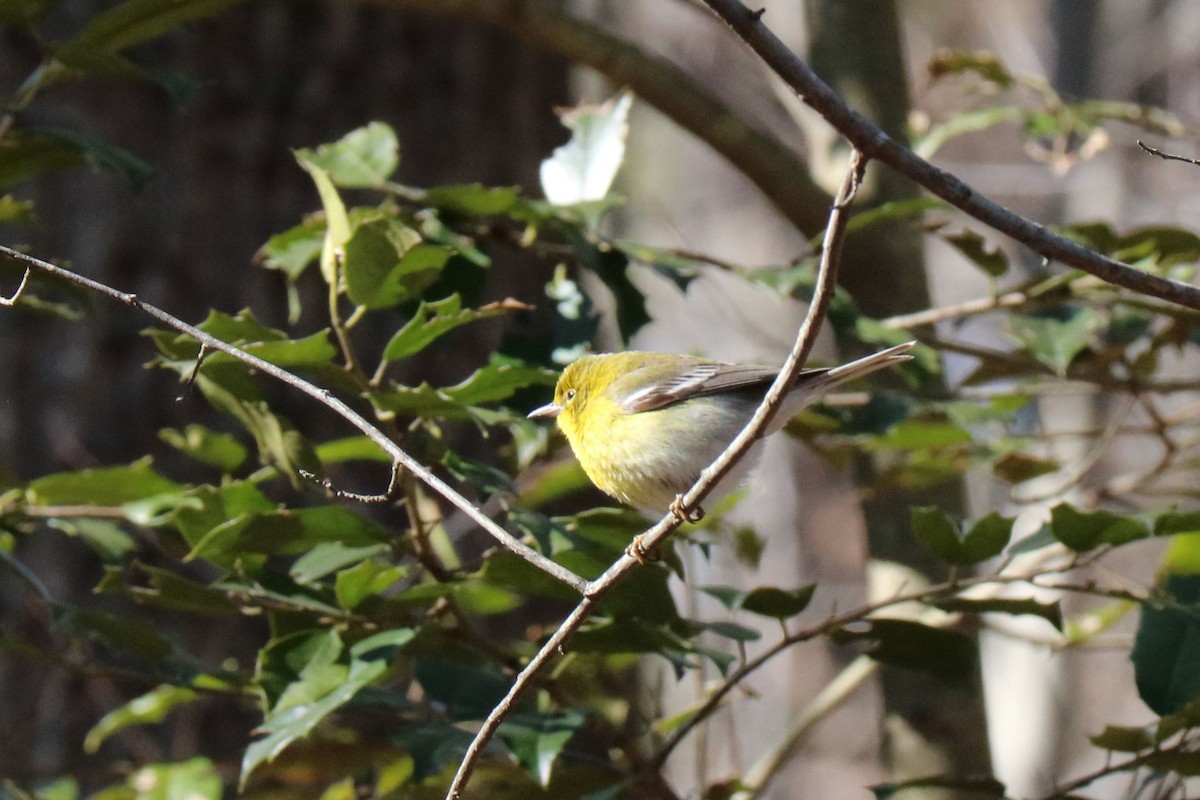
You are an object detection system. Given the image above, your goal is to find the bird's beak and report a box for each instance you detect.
[527,402,562,420]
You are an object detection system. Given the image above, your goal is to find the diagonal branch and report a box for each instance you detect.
[443,150,869,800]
[0,244,589,595]
[365,0,831,235]
[699,0,1200,312]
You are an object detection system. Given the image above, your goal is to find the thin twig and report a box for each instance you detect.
[176,342,209,402]
[735,655,879,800]
[0,245,589,595]
[0,267,30,306]
[699,0,1200,312]
[442,150,870,800]
[1137,139,1200,166]
[1012,394,1137,504]
[299,461,405,504]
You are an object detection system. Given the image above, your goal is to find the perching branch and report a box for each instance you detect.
[0,244,589,595]
[699,0,1200,312]
[443,150,869,800]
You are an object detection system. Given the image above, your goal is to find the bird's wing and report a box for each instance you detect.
[620,362,786,414]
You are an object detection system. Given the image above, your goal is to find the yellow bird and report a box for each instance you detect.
[529,342,915,514]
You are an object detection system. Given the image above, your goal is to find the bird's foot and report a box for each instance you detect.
[669,495,705,523]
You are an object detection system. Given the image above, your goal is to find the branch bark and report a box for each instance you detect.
[443,151,869,799]
[0,245,589,595]
[362,0,832,235]
[700,0,1200,311]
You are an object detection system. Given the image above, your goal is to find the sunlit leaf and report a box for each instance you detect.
[293,123,399,188]
[382,294,532,363]
[126,758,221,800]
[424,183,520,216]
[84,685,198,753]
[158,425,247,472]
[27,459,181,506]
[540,90,633,207]
[343,218,449,309]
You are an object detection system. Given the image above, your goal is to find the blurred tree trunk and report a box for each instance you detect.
[806,2,994,794]
[0,0,567,782]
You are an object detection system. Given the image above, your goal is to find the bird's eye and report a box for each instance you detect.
[565,389,577,402]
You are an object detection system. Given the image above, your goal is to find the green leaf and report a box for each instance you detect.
[335,560,407,610]
[442,451,517,498]
[1111,226,1200,270]
[43,518,133,565]
[871,775,1006,799]
[24,125,153,188]
[0,194,35,222]
[314,436,391,464]
[293,123,399,188]
[84,685,198,753]
[833,619,977,688]
[158,425,247,472]
[933,597,1063,631]
[1163,533,1200,575]
[111,563,241,616]
[290,542,389,585]
[738,585,816,619]
[414,659,514,721]
[382,295,531,363]
[1049,503,1149,551]
[295,157,350,285]
[241,654,388,787]
[844,197,947,235]
[0,0,58,25]
[911,508,1012,566]
[342,218,449,309]
[1089,724,1155,753]
[58,0,247,56]
[704,621,761,642]
[942,229,1008,277]
[27,459,182,506]
[424,183,520,216]
[873,420,973,450]
[0,130,85,188]
[196,309,337,367]
[1009,307,1100,376]
[126,758,221,800]
[372,361,556,422]
[991,451,1059,485]
[257,219,324,279]
[928,49,1014,88]
[498,710,588,786]
[69,608,173,661]
[189,505,387,562]
[1133,574,1200,716]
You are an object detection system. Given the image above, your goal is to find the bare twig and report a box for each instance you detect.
[299,461,405,504]
[0,244,588,595]
[699,0,1200,311]
[1137,139,1200,166]
[442,150,870,800]
[0,267,30,306]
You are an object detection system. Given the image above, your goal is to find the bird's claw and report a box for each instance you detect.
[625,534,659,564]
[669,495,704,524]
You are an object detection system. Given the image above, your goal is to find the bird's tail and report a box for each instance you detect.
[794,341,916,395]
